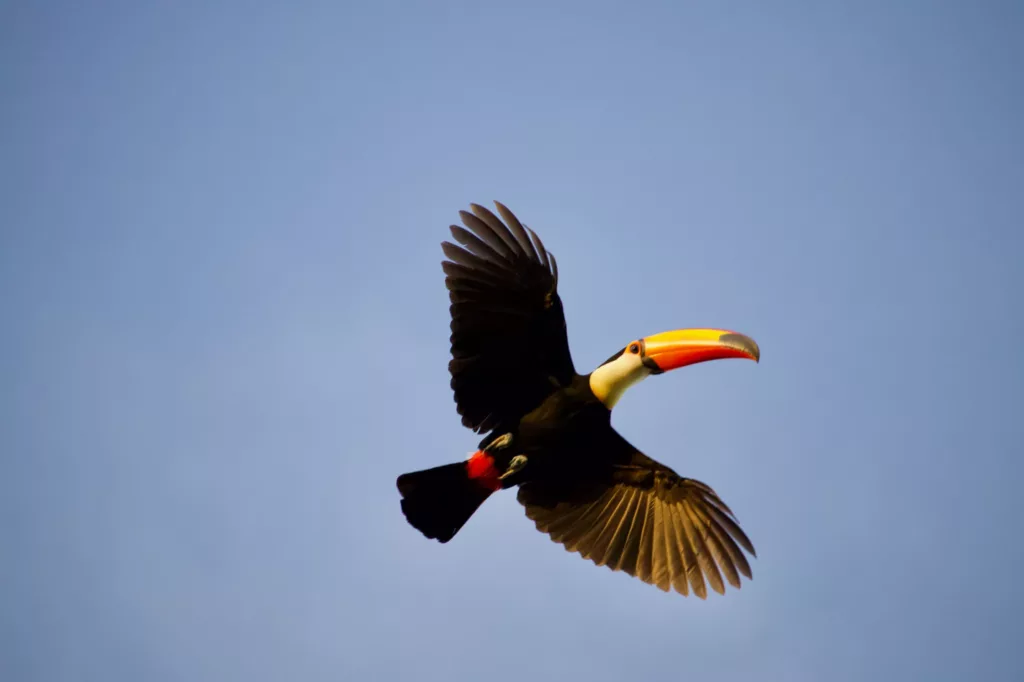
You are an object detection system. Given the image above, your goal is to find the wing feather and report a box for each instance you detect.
[666,506,690,596]
[648,504,671,592]
[493,201,539,260]
[704,503,756,556]
[668,505,687,592]
[706,511,754,580]
[588,489,633,565]
[516,429,756,598]
[678,501,709,598]
[448,227,500,263]
[684,500,726,595]
[569,492,620,556]
[443,202,575,433]
[635,494,657,584]
[616,491,647,578]
[525,226,551,270]
[602,488,639,570]
[548,500,601,542]
[458,211,517,261]
[470,203,527,258]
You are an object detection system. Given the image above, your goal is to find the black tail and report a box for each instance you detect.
[396,461,494,543]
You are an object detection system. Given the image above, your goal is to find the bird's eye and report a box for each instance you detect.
[628,343,640,354]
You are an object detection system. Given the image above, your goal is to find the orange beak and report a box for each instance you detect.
[641,328,761,374]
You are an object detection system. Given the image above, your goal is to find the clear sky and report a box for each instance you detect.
[3,1,1022,680]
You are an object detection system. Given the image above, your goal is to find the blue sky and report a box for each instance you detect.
[3,1,1023,680]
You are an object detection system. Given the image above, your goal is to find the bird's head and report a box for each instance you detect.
[589,328,760,409]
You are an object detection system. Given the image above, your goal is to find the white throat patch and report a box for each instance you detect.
[588,350,650,409]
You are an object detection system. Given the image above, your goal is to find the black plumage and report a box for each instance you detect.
[443,201,574,434]
[517,431,756,598]
[397,201,757,598]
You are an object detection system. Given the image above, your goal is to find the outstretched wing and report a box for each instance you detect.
[443,201,576,433]
[517,431,756,598]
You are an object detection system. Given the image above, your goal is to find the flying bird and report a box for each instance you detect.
[396,202,760,598]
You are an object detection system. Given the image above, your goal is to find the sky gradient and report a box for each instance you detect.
[3,1,1023,680]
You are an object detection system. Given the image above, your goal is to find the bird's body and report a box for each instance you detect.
[397,201,760,598]
[481,374,608,479]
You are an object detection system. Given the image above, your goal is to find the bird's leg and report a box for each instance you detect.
[485,432,513,452]
[499,454,528,480]
[483,432,526,482]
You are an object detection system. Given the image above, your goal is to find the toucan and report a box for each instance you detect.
[396,201,760,598]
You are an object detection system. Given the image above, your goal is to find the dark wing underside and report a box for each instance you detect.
[443,202,575,433]
[517,431,756,598]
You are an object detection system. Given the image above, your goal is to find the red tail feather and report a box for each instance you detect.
[466,450,502,491]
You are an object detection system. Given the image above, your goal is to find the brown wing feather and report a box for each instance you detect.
[516,435,756,598]
[443,202,576,433]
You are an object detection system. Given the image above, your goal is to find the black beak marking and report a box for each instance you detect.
[719,333,761,362]
[642,355,663,374]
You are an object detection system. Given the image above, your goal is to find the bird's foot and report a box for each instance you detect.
[486,433,514,452]
[499,454,528,480]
